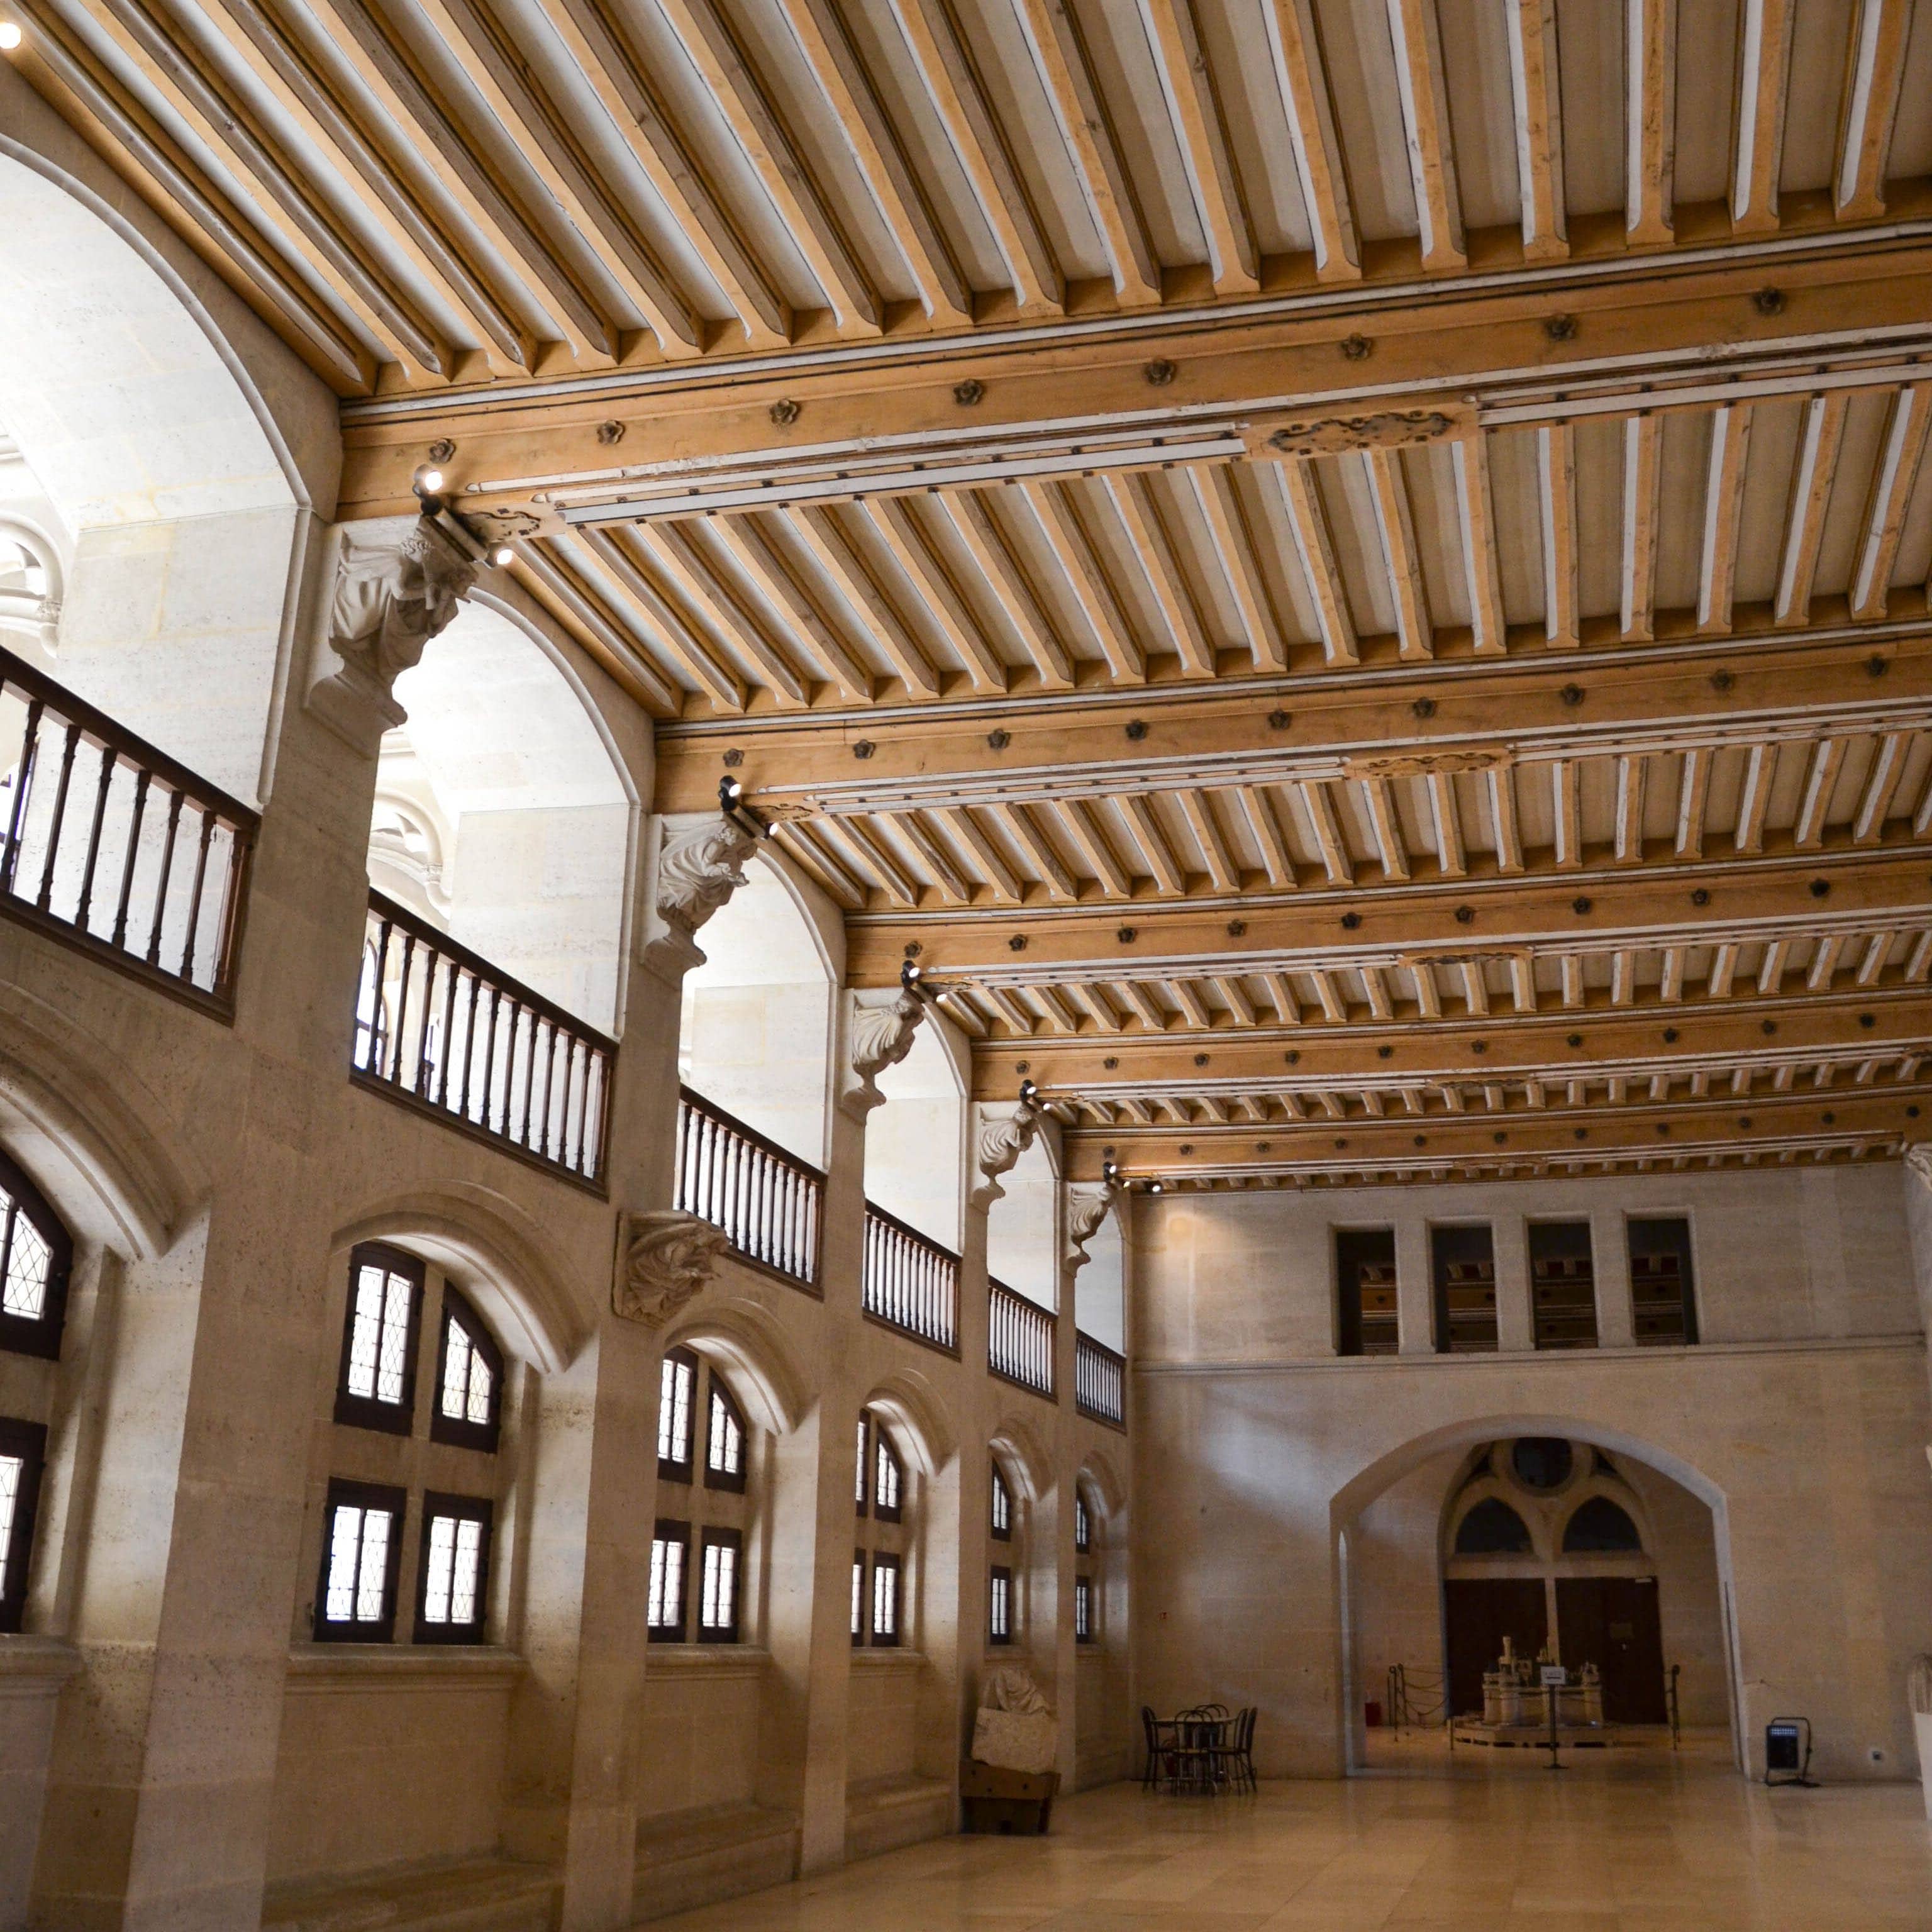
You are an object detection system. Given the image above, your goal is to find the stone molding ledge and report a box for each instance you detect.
[284,1643,526,1694]
[643,1645,772,1680]
[0,1635,80,1696]
[850,1647,927,1672]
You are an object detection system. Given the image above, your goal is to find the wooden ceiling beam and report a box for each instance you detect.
[841,845,1932,980]
[1260,0,1359,282]
[1384,0,1465,272]
[1730,0,1796,238]
[1504,0,1567,264]
[1835,0,1910,221]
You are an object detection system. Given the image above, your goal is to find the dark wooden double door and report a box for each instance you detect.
[1445,1577,1666,1723]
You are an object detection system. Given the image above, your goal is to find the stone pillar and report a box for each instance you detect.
[1395,1216,1434,1355]
[33,519,478,1931]
[1591,1205,1635,1348]
[1492,1213,1533,1352]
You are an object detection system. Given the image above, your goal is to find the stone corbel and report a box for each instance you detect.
[1907,1142,1932,1190]
[612,1209,730,1328]
[1064,1182,1118,1275]
[838,986,926,1121]
[308,516,478,751]
[641,811,760,978]
[970,1097,1041,1209]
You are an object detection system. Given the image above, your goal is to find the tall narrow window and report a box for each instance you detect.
[1529,1221,1597,1351]
[698,1527,742,1643]
[335,1244,423,1434]
[648,1520,690,1641]
[855,1414,869,1515]
[851,1552,866,1645]
[415,1493,492,1643]
[0,1152,72,1361]
[874,1427,903,1523]
[1430,1224,1498,1354]
[430,1287,502,1452]
[657,1347,696,1480]
[1074,1487,1091,1555]
[316,1479,406,1642]
[1628,1217,1699,1345]
[704,1380,747,1493]
[990,1460,1011,1540]
[1074,1575,1093,1643]
[0,1417,47,1633]
[989,1565,1012,1645]
[1335,1227,1397,1358]
[870,1550,901,1646]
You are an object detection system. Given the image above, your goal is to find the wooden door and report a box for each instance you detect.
[1555,1577,1667,1722]
[1443,1578,1548,1718]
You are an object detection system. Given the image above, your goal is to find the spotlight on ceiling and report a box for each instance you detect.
[1147,1180,1165,1195]
[0,20,24,48]
[412,465,445,502]
[488,543,514,568]
[1019,1078,1039,1107]
[899,959,924,994]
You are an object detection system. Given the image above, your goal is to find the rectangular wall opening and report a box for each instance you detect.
[1528,1221,1597,1350]
[1628,1216,1699,1344]
[1430,1225,1497,1354]
[1334,1228,1398,1357]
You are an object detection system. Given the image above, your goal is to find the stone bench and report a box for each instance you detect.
[843,1774,953,1862]
[261,1855,559,1932]
[631,1800,799,1922]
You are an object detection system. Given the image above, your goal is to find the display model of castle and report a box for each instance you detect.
[1451,1636,1614,1747]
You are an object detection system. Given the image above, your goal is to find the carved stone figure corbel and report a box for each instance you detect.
[1907,1141,1932,1190]
[613,1209,730,1328]
[838,986,926,1121]
[970,1097,1041,1208]
[308,516,478,750]
[641,812,760,976]
[1064,1182,1118,1275]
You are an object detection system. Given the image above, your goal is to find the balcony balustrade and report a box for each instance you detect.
[354,891,613,1187]
[862,1203,958,1353]
[675,1086,824,1289]
[1074,1332,1126,1428]
[1,643,255,1014]
[988,1279,1055,1399]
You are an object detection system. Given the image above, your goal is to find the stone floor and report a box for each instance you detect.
[636,1737,1932,1929]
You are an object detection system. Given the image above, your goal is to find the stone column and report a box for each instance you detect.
[1591,1206,1636,1348]
[33,519,479,1931]
[1492,1214,1533,1352]
[1394,1216,1434,1355]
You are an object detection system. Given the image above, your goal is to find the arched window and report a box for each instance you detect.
[652,1352,757,1644]
[853,1409,908,1648]
[1074,1485,1092,1555]
[990,1459,1011,1540]
[334,1243,423,1433]
[1453,1497,1534,1555]
[0,1149,72,1360]
[431,1287,502,1453]
[1562,1496,1643,1553]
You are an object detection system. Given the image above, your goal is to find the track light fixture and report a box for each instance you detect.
[717,774,772,841]
[1018,1078,1039,1108]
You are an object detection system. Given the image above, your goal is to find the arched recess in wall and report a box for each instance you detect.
[0,148,302,802]
[989,1411,1054,1506]
[660,1293,811,1439]
[987,1131,1060,1311]
[865,1014,968,1252]
[377,596,635,1036]
[1328,1413,1740,1776]
[680,848,838,1167]
[863,1367,956,1480]
[330,1183,591,1375]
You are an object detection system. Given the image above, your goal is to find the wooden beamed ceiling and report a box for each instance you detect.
[18,0,1932,1190]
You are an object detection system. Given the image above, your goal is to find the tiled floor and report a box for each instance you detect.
[638,1737,1932,1929]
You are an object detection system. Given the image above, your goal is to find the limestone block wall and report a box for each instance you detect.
[1130,1166,1932,1784]
[634,1654,765,1820]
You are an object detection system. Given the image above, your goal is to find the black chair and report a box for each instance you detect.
[1226,1706,1257,1791]
[1140,1706,1175,1790]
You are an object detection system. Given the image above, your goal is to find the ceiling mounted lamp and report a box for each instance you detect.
[1018,1078,1039,1108]
[0,19,23,48]
[411,464,446,510]
[717,774,772,841]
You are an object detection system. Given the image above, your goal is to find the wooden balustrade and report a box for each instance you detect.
[862,1203,958,1353]
[1075,1331,1126,1428]
[353,891,613,1187]
[988,1279,1056,1399]
[675,1087,824,1289]
[0,642,256,1014]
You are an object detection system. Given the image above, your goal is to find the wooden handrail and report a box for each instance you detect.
[676,1085,824,1289]
[1074,1330,1126,1428]
[988,1277,1056,1399]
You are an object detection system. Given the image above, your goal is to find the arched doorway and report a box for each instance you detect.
[1332,1416,1742,1775]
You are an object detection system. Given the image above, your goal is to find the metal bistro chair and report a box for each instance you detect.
[1172,1704,1226,1794]
[1140,1706,1179,1790]
[1226,1706,1257,1792]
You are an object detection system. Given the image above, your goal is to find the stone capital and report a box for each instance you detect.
[838,987,926,1121]
[1907,1142,1932,1190]
[1063,1182,1118,1274]
[613,1209,730,1328]
[970,1099,1041,1209]
[308,516,477,750]
[641,812,760,977]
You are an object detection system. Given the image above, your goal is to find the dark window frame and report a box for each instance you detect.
[1074,1574,1094,1643]
[874,1425,904,1524]
[333,1243,425,1436]
[697,1524,744,1643]
[989,1563,1013,1645]
[428,1285,503,1453]
[657,1346,697,1483]
[1627,1216,1701,1346]
[413,1490,493,1644]
[0,1149,73,1362]
[989,1458,1011,1541]
[314,1477,408,1643]
[648,1517,691,1642]
[703,1376,749,1494]
[852,1550,867,1646]
[1334,1226,1398,1359]
[870,1548,902,1647]
[1562,1495,1644,1553]
[855,1413,870,1519]
[1430,1223,1499,1356]
[0,1415,48,1633]
[1074,1487,1092,1555]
